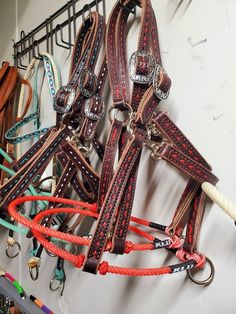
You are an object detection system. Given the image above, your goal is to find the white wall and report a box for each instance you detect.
[1,1,236,313]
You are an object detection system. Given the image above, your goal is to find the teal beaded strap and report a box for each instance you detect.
[5,113,52,144]
[5,54,61,144]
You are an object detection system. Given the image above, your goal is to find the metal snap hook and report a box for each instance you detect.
[187,257,215,286]
[5,241,21,258]
[29,265,39,281]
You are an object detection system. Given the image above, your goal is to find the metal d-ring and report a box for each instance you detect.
[5,241,21,258]
[29,265,39,281]
[108,103,133,127]
[49,276,65,295]
[187,257,215,286]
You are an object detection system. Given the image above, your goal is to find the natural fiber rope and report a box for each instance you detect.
[7,236,16,246]
[28,256,41,268]
[202,182,236,221]
[16,58,37,159]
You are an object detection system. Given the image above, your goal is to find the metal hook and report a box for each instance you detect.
[55,24,71,49]
[35,40,43,60]
[32,40,43,60]
[18,31,27,69]
[71,0,77,40]
[95,0,99,12]
[82,4,92,26]
[28,31,33,62]
[66,1,73,48]
[119,0,140,14]
[45,18,50,53]
[102,0,106,21]
[48,15,54,54]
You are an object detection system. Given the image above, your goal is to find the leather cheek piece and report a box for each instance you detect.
[158,71,171,94]
[80,97,105,141]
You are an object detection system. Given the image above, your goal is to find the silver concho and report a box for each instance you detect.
[129,51,156,84]
[84,96,105,121]
[78,69,98,98]
[53,85,76,114]
[153,64,170,100]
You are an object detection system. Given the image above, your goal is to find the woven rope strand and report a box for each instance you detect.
[202,182,236,221]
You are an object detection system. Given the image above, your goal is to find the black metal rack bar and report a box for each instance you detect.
[13,0,105,68]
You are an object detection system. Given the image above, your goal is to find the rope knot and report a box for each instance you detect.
[7,236,16,246]
[125,241,133,254]
[99,261,109,275]
[176,248,188,262]
[169,235,182,249]
[91,203,98,213]
[190,253,206,269]
[176,249,206,269]
[74,254,85,268]
[28,256,41,268]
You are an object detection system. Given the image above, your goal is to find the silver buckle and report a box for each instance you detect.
[78,69,98,98]
[84,96,105,121]
[53,85,76,114]
[153,64,170,100]
[129,51,156,84]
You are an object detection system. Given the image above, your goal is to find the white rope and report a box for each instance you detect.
[28,256,41,268]
[7,236,16,246]
[202,182,236,221]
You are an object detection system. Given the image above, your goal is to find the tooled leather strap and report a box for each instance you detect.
[0,126,71,210]
[98,119,123,207]
[54,12,105,119]
[57,152,94,202]
[150,112,218,254]
[61,141,99,196]
[106,0,171,253]
[85,0,171,265]
[151,112,217,241]
[83,127,146,273]
[98,0,155,208]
